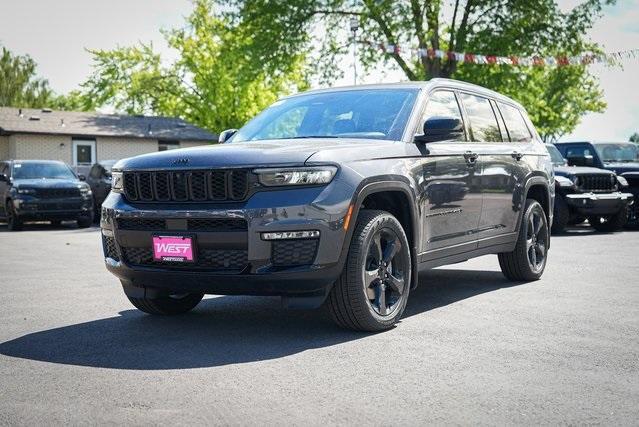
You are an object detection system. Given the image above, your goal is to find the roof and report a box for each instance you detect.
[285,78,526,111]
[0,107,217,142]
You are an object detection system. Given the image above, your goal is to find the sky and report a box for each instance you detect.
[0,0,637,141]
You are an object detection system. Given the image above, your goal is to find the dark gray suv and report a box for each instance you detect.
[101,79,554,331]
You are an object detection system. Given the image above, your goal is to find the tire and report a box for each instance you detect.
[499,199,549,281]
[127,292,204,315]
[551,195,569,234]
[588,207,627,232]
[326,210,411,332]
[6,201,22,231]
[77,215,92,228]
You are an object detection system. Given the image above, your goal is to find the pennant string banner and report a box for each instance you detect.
[362,41,639,67]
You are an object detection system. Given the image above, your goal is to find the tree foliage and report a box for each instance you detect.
[80,0,308,132]
[222,0,614,141]
[0,46,56,108]
[630,132,639,143]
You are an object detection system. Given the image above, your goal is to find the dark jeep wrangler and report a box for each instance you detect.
[545,144,633,233]
[101,79,554,331]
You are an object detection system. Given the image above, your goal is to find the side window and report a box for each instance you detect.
[419,90,465,140]
[459,93,501,142]
[498,103,532,142]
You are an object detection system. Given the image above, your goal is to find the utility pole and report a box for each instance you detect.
[350,16,359,85]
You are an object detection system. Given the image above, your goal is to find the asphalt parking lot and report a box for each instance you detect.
[0,222,637,425]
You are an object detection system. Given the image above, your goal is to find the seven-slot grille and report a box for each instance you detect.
[123,170,249,202]
[577,174,616,192]
[36,188,80,198]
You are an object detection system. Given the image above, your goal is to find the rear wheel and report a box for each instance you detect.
[588,207,627,232]
[499,199,549,281]
[326,210,411,332]
[6,201,22,231]
[127,292,204,315]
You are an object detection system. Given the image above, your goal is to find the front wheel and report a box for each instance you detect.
[499,199,549,281]
[6,201,22,231]
[127,292,204,315]
[326,210,411,332]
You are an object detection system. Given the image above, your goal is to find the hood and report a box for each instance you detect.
[114,138,402,170]
[12,178,84,189]
[601,162,639,175]
[553,165,614,177]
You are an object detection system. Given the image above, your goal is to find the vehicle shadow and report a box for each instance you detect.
[0,269,520,370]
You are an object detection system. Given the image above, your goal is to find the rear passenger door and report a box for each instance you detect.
[458,93,526,246]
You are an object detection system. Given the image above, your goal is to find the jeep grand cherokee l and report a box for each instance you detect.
[101,79,554,331]
[0,160,94,231]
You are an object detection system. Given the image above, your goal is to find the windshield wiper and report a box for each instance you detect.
[290,135,339,139]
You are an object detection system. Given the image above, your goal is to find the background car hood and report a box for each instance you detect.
[602,162,639,175]
[554,166,615,177]
[12,178,82,189]
[114,138,403,170]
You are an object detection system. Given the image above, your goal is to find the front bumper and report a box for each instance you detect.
[100,184,353,303]
[13,197,93,221]
[564,191,633,215]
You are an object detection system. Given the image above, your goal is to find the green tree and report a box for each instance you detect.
[630,132,639,143]
[81,0,308,133]
[0,46,55,108]
[223,0,614,141]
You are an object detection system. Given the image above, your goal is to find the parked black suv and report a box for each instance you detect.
[101,79,554,331]
[546,144,633,233]
[555,141,639,226]
[0,160,94,230]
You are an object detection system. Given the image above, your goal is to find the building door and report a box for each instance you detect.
[72,139,96,166]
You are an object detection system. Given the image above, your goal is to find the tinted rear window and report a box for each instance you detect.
[459,93,501,142]
[498,103,532,142]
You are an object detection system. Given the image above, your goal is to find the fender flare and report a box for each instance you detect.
[338,176,421,290]
[516,176,553,242]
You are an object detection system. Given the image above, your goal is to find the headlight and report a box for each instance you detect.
[617,176,628,187]
[254,166,337,187]
[111,171,124,193]
[79,186,92,197]
[555,176,575,188]
[17,188,36,195]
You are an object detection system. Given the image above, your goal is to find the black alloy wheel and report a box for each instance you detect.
[525,207,548,274]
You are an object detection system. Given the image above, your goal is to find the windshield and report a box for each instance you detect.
[546,145,566,166]
[593,143,639,163]
[233,89,419,142]
[13,162,76,180]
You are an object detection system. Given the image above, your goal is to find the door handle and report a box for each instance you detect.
[512,151,524,161]
[463,151,478,165]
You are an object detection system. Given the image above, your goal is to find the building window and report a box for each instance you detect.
[159,140,180,151]
[72,139,96,166]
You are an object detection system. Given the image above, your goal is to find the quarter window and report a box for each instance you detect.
[459,93,501,142]
[498,103,532,142]
[420,91,465,140]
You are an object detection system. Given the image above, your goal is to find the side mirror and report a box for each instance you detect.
[566,155,594,167]
[78,174,86,181]
[0,173,7,182]
[415,116,464,143]
[218,129,238,144]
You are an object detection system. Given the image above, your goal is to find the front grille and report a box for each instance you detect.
[116,217,248,231]
[36,188,80,198]
[103,235,119,261]
[122,247,247,271]
[578,174,616,192]
[271,239,319,266]
[123,170,250,202]
[36,202,82,210]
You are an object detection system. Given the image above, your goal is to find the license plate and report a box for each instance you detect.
[152,235,195,263]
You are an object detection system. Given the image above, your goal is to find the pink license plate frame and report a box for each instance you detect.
[152,235,196,263]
